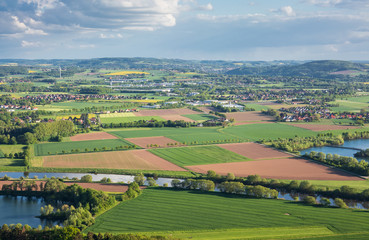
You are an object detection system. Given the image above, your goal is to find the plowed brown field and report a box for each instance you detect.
[135,109,199,116]
[160,115,195,122]
[187,158,362,180]
[125,136,183,148]
[43,150,186,171]
[288,124,360,131]
[70,132,118,141]
[218,142,292,159]
[226,112,274,122]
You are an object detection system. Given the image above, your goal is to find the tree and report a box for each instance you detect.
[134,173,145,185]
[303,196,316,205]
[320,198,331,207]
[226,172,235,181]
[80,175,92,183]
[207,170,217,179]
[334,198,348,208]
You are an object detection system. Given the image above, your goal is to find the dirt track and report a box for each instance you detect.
[187,158,363,181]
[70,132,118,141]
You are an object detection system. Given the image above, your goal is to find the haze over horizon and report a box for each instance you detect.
[1,0,369,61]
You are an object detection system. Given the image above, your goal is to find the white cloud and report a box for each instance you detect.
[306,0,369,8]
[21,40,40,47]
[280,6,296,17]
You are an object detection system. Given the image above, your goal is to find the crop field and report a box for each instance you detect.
[221,123,318,141]
[149,145,251,166]
[35,101,128,111]
[160,115,195,122]
[100,116,165,124]
[135,108,201,116]
[100,112,136,118]
[109,127,243,143]
[187,158,362,180]
[244,103,270,111]
[225,112,274,122]
[288,123,360,131]
[42,149,186,171]
[55,114,96,120]
[181,114,218,121]
[105,71,150,75]
[125,136,183,148]
[218,143,292,160]
[69,132,118,141]
[34,139,134,156]
[87,188,369,239]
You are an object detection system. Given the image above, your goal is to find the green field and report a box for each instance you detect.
[0,144,26,154]
[244,103,271,111]
[34,139,134,156]
[328,99,369,113]
[109,127,242,143]
[36,101,130,111]
[149,145,251,166]
[101,116,165,124]
[221,123,318,141]
[0,158,25,167]
[182,114,218,121]
[87,188,369,239]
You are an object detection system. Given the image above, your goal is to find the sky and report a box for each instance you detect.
[1,0,369,60]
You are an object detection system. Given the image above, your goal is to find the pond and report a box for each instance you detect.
[0,195,59,228]
[300,138,369,161]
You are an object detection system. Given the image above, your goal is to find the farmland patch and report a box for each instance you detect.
[288,124,360,131]
[43,149,186,171]
[70,132,118,141]
[187,158,362,180]
[125,136,183,148]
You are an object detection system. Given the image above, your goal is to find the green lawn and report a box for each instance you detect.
[87,188,369,239]
[182,114,218,121]
[34,139,134,156]
[221,123,317,141]
[149,145,251,166]
[101,116,165,124]
[109,127,242,144]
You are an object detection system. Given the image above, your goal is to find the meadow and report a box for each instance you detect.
[35,101,129,111]
[34,139,134,156]
[149,145,251,167]
[100,116,165,124]
[87,188,369,239]
[0,144,25,154]
[221,123,318,141]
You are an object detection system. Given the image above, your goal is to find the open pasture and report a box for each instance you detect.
[70,132,118,141]
[225,111,274,122]
[135,108,200,116]
[35,101,127,111]
[100,116,165,124]
[328,99,369,113]
[34,139,133,156]
[87,188,369,238]
[218,142,292,160]
[0,145,25,155]
[43,149,186,171]
[149,145,251,167]
[125,136,182,148]
[288,123,360,131]
[221,123,317,141]
[187,158,362,180]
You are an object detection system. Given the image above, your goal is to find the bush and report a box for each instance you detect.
[334,198,348,208]
[80,175,92,183]
[303,196,316,205]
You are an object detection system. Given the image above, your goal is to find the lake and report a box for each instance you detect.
[300,138,369,160]
[0,195,58,228]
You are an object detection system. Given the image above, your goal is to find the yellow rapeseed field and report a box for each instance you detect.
[105,71,149,76]
[28,70,37,73]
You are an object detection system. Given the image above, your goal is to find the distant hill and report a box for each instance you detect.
[226,60,369,78]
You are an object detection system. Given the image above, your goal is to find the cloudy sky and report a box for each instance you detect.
[1,0,369,60]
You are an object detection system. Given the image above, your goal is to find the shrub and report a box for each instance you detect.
[303,196,316,205]
[80,175,92,183]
